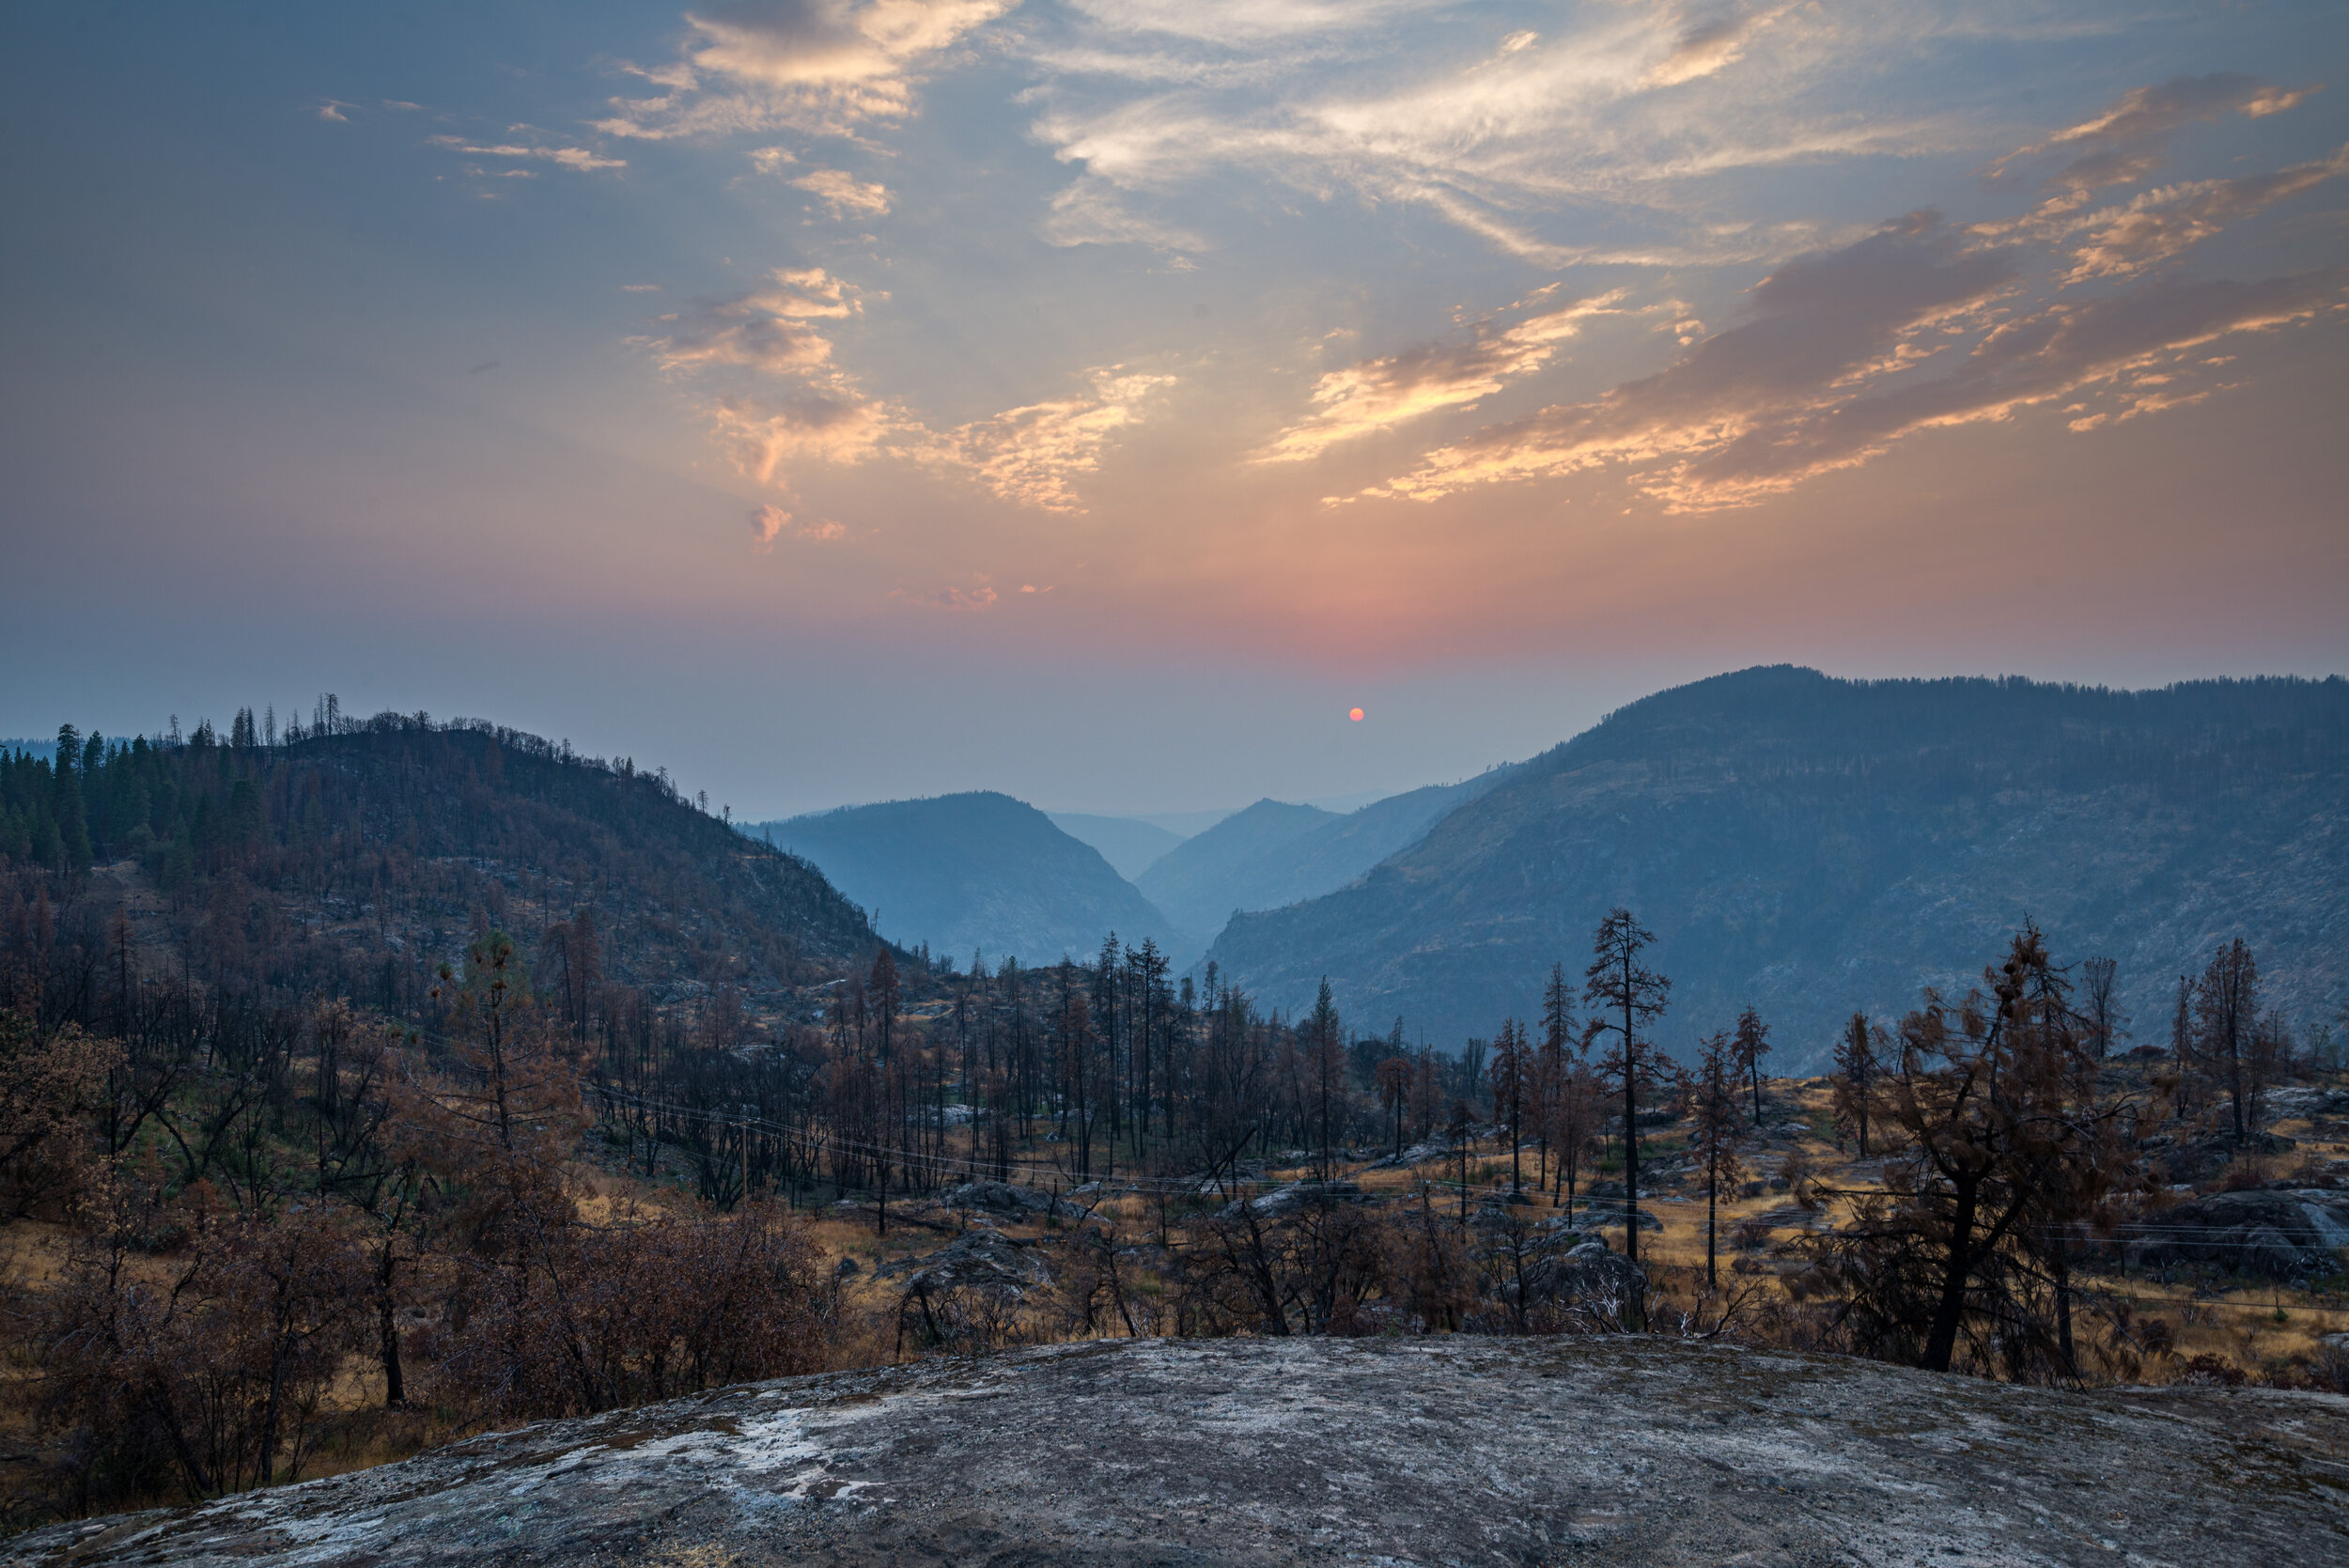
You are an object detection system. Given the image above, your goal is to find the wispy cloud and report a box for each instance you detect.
[791,166,893,217]
[945,366,1176,511]
[1360,210,2345,511]
[1989,72,2319,201]
[894,582,999,610]
[1039,177,1207,250]
[712,390,904,479]
[637,267,861,374]
[595,0,1017,140]
[2059,147,2348,283]
[750,503,848,548]
[1025,1,1952,268]
[427,134,626,171]
[1642,3,1795,89]
[1259,291,1626,462]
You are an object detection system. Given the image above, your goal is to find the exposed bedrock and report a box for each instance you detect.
[9,1337,2344,1567]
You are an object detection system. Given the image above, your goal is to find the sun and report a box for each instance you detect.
[1348,706,1365,722]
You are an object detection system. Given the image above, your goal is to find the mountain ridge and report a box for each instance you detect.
[1206,666,2349,1065]
[752,791,1182,968]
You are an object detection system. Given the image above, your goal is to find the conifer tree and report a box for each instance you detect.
[1582,908,1671,1271]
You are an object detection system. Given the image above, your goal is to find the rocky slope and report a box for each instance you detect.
[11,1337,2342,1566]
[1208,667,2349,1066]
[750,792,1181,968]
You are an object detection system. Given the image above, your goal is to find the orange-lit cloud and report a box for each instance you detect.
[945,366,1177,512]
[1259,292,1625,462]
[425,134,625,172]
[1362,213,2347,512]
[749,504,848,549]
[792,167,892,218]
[2059,149,2349,284]
[1990,72,2319,199]
[595,0,1017,139]
[640,267,861,375]
[713,391,902,479]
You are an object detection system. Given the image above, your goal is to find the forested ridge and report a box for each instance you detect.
[1211,667,2349,1060]
[0,706,881,1014]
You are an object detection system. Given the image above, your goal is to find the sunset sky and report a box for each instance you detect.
[6,2,2345,817]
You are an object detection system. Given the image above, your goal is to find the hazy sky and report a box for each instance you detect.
[6,2,2345,817]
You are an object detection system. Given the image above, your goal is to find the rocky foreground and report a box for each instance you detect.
[9,1337,2344,1567]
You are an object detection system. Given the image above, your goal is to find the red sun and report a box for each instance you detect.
[1348,706,1365,722]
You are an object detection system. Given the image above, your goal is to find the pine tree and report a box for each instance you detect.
[1691,1030,1746,1290]
[1732,1005,1772,1125]
[1582,908,1671,1272]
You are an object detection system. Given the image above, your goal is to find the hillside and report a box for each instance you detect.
[0,713,886,1014]
[1134,799,1341,944]
[1207,667,2349,1066]
[1136,777,1517,955]
[752,791,1181,967]
[15,1338,2341,1566]
[1044,811,1187,879]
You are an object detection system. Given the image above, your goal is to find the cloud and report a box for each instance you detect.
[2060,147,2348,283]
[316,101,353,123]
[894,582,999,610]
[595,0,1017,139]
[712,390,902,479]
[946,365,1175,511]
[638,267,861,374]
[1027,2,1943,268]
[1361,210,2345,510]
[1643,3,1794,89]
[426,134,626,171]
[792,167,893,217]
[1991,73,2318,197]
[1039,177,1208,250]
[1064,0,1422,46]
[749,504,848,548]
[1259,292,1626,462]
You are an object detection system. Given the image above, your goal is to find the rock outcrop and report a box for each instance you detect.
[2123,1188,2349,1278]
[10,1337,2343,1566]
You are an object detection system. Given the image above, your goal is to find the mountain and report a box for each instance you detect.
[1206,667,2349,1068]
[1134,776,1520,954]
[1136,799,1342,943]
[1045,812,1189,879]
[753,792,1181,968]
[0,714,888,1011]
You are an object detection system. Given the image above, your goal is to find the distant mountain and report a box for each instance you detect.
[1046,812,1189,879]
[1206,667,2349,1070]
[1136,800,1342,943]
[1134,775,1520,955]
[1,737,56,764]
[753,792,1181,968]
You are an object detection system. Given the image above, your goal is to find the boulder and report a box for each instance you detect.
[1222,1179,1368,1221]
[878,1230,1051,1296]
[2123,1188,2349,1278]
[1572,1197,1664,1233]
[939,1180,1066,1219]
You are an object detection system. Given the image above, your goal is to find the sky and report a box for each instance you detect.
[4,1,2345,818]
